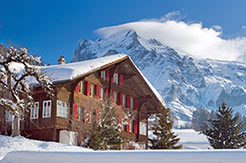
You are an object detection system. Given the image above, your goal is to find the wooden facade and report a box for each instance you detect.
[0,56,163,150]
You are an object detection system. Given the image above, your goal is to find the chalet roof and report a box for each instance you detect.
[42,54,127,82]
[42,54,165,106]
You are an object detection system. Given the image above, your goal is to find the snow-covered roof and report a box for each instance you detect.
[42,54,165,106]
[42,54,127,82]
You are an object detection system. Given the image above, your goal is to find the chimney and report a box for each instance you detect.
[58,56,66,65]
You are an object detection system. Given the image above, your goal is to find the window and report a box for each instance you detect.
[82,81,87,95]
[100,87,105,100]
[80,107,84,122]
[5,110,13,122]
[113,73,119,84]
[122,94,126,107]
[113,91,117,103]
[131,120,135,133]
[30,102,39,119]
[130,97,134,109]
[43,100,52,118]
[78,81,82,93]
[57,100,70,118]
[76,106,81,121]
[90,84,97,97]
[140,122,147,136]
[100,70,106,80]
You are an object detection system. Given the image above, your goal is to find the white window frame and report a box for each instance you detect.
[113,73,119,85]
[30,102,39,119]
[130,97,134,109]
[122,94,126,107]
[140,122,147,136]
[57,100,70,118]
[5,110,14,122]
[43,100,52,118]
[113,91,117,103]
[101,70,106,80]
[90,84,95,97]
[100,87,105,100]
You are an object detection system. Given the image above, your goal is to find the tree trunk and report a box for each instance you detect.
[12,115,20,136]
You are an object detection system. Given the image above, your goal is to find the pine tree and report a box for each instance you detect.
[85,100,123,150]
[0,43,54,136]
[202,101,246,149]
[150,106,182,149]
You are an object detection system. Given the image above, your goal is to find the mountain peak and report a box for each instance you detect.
[125,30,138,38]
[72,30,246,128]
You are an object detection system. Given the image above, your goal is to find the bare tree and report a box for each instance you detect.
[0,43,54,136]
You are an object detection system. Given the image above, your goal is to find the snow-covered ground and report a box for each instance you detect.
[174,129,211,149]
[3,150,246,163]
[2,129,246,163]
[0,135,91,160]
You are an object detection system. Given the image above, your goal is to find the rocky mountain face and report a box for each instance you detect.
[72,30,246,127]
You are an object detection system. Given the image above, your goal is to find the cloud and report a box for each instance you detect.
[242,25,246,30]
[212,25,222,33]
[96,13,246,62]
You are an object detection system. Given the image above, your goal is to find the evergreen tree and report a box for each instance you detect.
[202,101,246,149]
[85,100,123,150]
[150,106,182,149]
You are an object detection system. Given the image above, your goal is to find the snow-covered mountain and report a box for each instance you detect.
[71,30,246,127]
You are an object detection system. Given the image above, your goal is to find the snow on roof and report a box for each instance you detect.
[42,54,165,106]
[42,54,127,82]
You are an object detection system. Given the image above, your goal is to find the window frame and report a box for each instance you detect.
[43,100,52,118]
[113,91,118,103]
[30,102,39,119]
[57,100,70,118]
[130,97,134,109]
[113,73,119,85]
[5,110,13,122]
[101,70,106,80]
[122,94,126,107]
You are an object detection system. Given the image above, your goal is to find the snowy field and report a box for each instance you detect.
[2,129,246,163]
[174,129,211,149]
[3,150,246,163]
[0,135,91,160]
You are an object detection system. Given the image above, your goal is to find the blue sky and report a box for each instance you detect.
[1,0,246,65]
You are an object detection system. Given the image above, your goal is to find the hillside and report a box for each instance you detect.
[72,30,246,127]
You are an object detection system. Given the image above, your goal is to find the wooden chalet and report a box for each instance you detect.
[0,54,165,150]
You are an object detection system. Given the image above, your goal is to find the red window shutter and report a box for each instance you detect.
[105,88,109,101]
[134,98,138,110]
[96,85,100,99]
[119,74,124,85]
[118,92,122,106]
[106,70,110,81]
[75,83,79,93]
[111,90,114,103]
[134,120,138,134]
[73,104,78,120]
[126,118,130,132]
[87,81,91,96]
[126,95,130,108]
